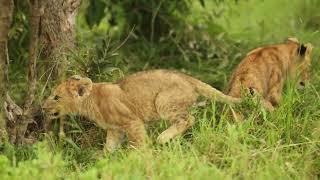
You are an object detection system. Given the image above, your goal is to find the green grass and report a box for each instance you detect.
[0,92,319,179]
[1,86,319,179]
[1,0,320,179]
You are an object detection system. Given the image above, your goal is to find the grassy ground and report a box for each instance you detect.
[1,0,320,179]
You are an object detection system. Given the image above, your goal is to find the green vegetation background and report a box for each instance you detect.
[1,0,320,179]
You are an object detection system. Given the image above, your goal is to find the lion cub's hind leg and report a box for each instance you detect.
[105,129,125,152]
[157,114,195,144]
[155,88,197,144]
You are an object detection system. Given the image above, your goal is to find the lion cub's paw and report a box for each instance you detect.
[156,133,172,144]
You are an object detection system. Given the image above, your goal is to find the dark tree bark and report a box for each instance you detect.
[40,0,81,81]
[0,0,14,141]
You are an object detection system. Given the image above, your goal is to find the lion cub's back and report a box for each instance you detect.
[118,69,195,93]
[116,70,197,121]
[226,43,294,98]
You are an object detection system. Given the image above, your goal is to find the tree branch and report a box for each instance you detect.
[14,0,43,144]
[24,0,41,110]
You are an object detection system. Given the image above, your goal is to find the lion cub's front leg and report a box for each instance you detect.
[106,99,149,149]
[59,116,65,138]
[105,129,125,152]
[123,120,148,149]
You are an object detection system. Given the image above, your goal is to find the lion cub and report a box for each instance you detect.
[43,70,240,151]
[226,38,313,111]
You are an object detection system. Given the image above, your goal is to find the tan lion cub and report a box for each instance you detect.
[43,70,240,151]
[226,38,313,111]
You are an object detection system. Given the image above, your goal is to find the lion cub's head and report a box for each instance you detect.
[43,75,93,119]
[287,38,314,89]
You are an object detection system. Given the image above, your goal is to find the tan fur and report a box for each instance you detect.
[43,70,240,151]
[226,38,313,110]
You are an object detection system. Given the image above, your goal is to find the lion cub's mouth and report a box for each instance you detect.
[46,112,60,119]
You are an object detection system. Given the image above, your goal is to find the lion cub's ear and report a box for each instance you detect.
[304,43,313,55]
[69,75,93,97]
[298,43,313,56]
[70,75,82,80]
[78,77,93,97]
[287,37,299,43]
[298,44,307,56]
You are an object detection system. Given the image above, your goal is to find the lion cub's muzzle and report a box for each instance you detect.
[42,104,60,120]
[43,109,60,120]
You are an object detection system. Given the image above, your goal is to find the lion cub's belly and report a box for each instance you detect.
[95,119,120,130]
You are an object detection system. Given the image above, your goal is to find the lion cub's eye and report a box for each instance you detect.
[53,95,61,101]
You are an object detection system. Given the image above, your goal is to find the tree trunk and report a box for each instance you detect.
[40,0,81,81]
[0,0,14,141]
[14,0,81,144]
[0,0,81,144]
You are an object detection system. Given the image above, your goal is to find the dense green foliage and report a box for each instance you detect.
[1,0,320,179]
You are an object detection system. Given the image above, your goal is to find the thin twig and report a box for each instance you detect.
[40,63,57,96]
[110,26,135,55]
[150,0,164,42]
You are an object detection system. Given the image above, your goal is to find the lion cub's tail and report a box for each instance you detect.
[188,78,241,105]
